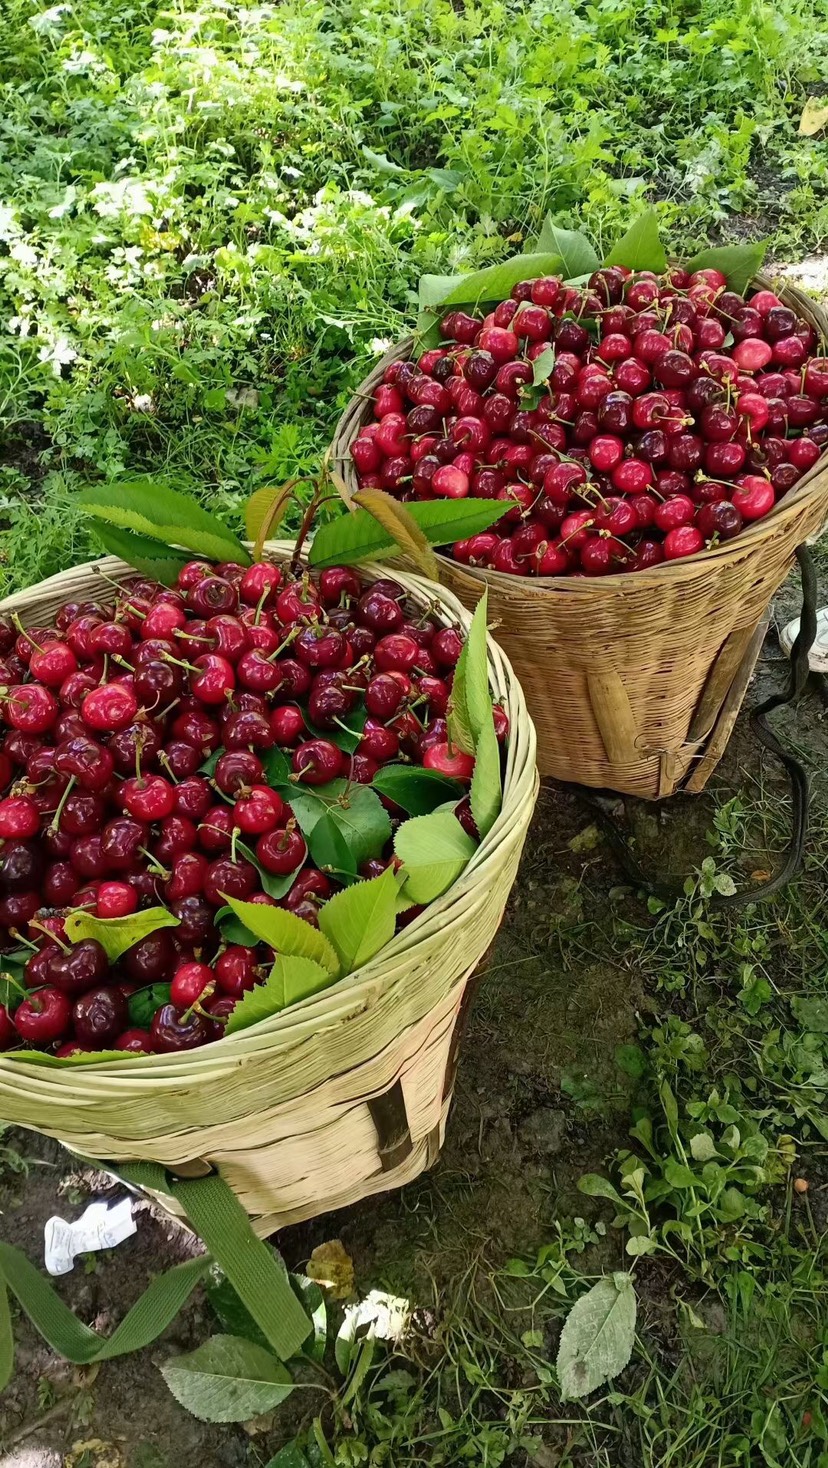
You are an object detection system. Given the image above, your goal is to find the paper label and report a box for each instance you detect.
[44,1197,137,1276]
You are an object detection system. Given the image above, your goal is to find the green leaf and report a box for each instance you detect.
[317,866,398,973]
[128,984,171,1028]
[199,748,224,777]
[531,219,600,277]
[689,1132,719,1163]
[261,746,293,791]
[370,764,464,816]
[604,209,667,273]
[531,345,556,386]
[289,783,391,877]
[214,907,260,946]
[682,241,768,295]
[89,523,191,587]
[578,1174,625,1207]
[64,907,180,963]
[160,1335,293,1423]
[292,1276,328,1363]
[223,897,340,975]
[556,1274,637,1401]
[206,1267,269,1351]
[625,1235,657,1257]
[791,997,828,1033]
[77,480,250,566]
[469,708,501,839]
[663,1159,699,1189]
[352,488,439,581]
[361,145,406,175]
[449,590,492,756]
[418,251,564,311]
[308,498,510,569]
[225,956,331,1034]
[265,1446,311,1468]
[394,811,476,904]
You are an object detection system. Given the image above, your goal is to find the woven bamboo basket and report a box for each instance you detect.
[0,545,538,1236]
[331,275,828,799]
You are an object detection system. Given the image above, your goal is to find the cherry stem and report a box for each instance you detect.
[29,921,70,954]
[47,776,76,837]
[11,616,43,653]
[138,847,169,879]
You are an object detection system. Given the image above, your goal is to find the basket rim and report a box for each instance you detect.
[330,270,828,591]
[0,543,538,1076]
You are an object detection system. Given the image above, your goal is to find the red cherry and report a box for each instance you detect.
[654,495,695,532]
[190,654,235,704]
[29,641,78,687]
[732,476,776,521]
[663,526,705,560]
[170,961,215,1009]
[423,743,475,782]
[588,435,624,472]
[292,740,344,785]
[214,946,258,998]
[256,823,307,874]
[15,987,72,1045]
[114,1028,153,1054]
[476,327,519,362]
[0,795,39,839]
[97,881,138,919]
[234,785,284,835]
[121,774,176,823]
[82,683,137,732]
[6,684,59,734]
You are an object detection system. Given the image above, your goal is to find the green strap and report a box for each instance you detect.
[0,1165,310,1390]
[120,1163,310,1362]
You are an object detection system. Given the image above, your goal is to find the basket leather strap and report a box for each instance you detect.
[0,1165,310,1390]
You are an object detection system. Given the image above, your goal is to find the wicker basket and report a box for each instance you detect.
[0,545,538,1235]
[331,275,828,799]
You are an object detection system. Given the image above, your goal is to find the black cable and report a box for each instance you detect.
[576,545,821,907]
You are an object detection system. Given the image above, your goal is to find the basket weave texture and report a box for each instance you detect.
[331,275,828,798]
[0,546,538,1235]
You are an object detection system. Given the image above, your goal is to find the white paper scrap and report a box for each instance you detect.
[44,1197,137,1276]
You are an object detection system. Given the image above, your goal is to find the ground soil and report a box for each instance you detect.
[0,563,826,1468]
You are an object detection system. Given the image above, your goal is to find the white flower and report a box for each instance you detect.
[38,337,78,374]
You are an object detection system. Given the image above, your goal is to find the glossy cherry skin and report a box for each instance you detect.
[214,946,258,997]
[169,895,215,948]
[203,856,258,907]
[14,987,72,1045]
[423,743,475,781]
[256,824,307,875]
[82,682,138,733]
[114,1028,154,1054]
[170,961,215,1008]
[234,786,284,835]
[124,929,177,984]
[72,986,129,1047]
[0,796,40,840]
[46,939,109,997]
[150,1002,213,1052]
[292,740,344,785]
[97,881,138,919]
[121,775,176,823]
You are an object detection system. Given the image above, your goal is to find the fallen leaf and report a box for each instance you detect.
[66,1440,126,1468]
[750,869,772,883]
[306,1239,355,1299]
[568,824,601,853]
[799,98,828,135]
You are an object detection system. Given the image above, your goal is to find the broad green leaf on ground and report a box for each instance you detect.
[394,810,477,904]
[449,590,492,753]
[577,1174,626,1207]
[604,209,667,272]
[225,955,331,1033]
[370,764,464,816]
[77,481,250,565]
[265,1445,311,1468]
[317,865,398,972]
[469,708,502,839]
[530,219,600,277]
[206,1266,324,1364]
[64,907,180,962]
[353,489,439,581]
[128,984,172,1028]
[418,251,564,311]
[160,1335,293,1423]
[308,497,511,568]
[682,242,768,295]
[791,996,828,1032]
[89,523,191,586]
[292,1275,328,1362]
[557,1273,637,1400]
[223,897,340,975]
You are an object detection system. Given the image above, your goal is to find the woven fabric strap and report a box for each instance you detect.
[0,1163,310,1388]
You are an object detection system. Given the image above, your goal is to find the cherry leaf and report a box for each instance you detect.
[160,1335,294,1423]
[64,906,180,963]
[370,764,464,816]
[604,209,667,273]
[77,479,250,565]
[225,956,331,1034]
[557,1274,637,1400]
[317,865,399,973]
[394,811,476,904]
[352,489,439,581]
[222,897,340,975]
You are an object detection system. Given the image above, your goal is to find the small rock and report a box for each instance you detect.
[517,1108,566,1156]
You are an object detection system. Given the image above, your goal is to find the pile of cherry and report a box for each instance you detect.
[350,265,828,574]
[0,561,475,1055]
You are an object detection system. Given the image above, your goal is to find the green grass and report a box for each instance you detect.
[1,0,828,589]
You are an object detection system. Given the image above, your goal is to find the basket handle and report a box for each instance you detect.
[0,1163,311,1388]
